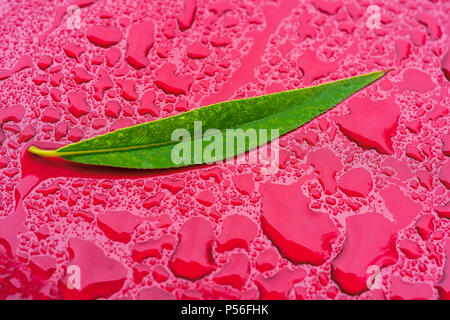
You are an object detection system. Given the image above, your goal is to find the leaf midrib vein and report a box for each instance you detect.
[55,103,305,157]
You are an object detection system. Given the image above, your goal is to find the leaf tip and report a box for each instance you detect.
[28,145,59,158]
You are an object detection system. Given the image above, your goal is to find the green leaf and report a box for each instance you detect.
[29,70,387,169]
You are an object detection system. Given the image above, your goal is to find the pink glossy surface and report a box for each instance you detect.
[0,0,449,300]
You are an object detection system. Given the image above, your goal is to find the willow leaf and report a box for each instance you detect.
[29,70,387,169]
